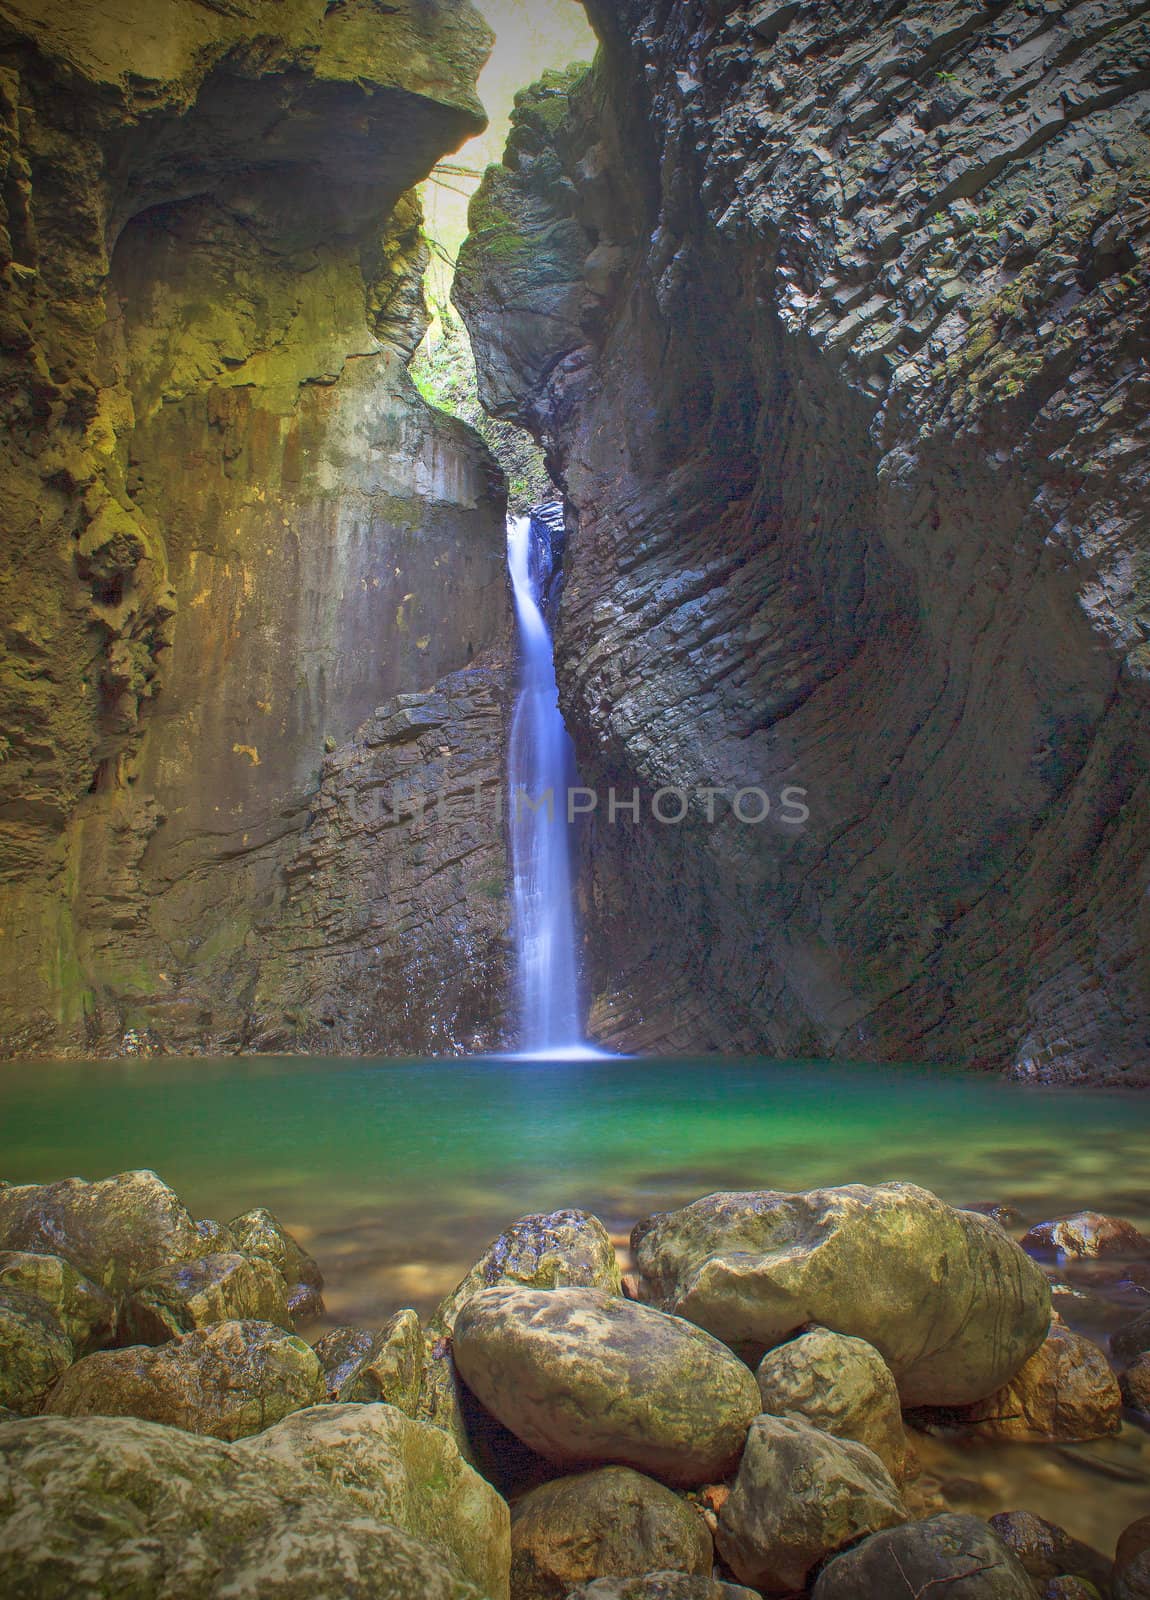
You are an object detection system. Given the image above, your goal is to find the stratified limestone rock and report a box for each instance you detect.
[988,1511,1113,1595]
[120,1252,290,1344]
[0,1249,114,1352]
[453,1285,760,1486]
[314,1311,424,1412]
[0,0,509,1061]
[243,1403,510,1600]
[0,1288,73,1414]
[44,1318,325,1439]
[1023,1213,1150,1260]
[633,1185,1050,1404]
[812,1514,1039,1600]
[715,1415,906,1594]
[0,1170,207,1291]
[509,1467,712,1600]
[0,1411,497,1599]
[755,1326,907,1481]
[226,1208,324,1322]
[956,1323,1121,1442]
[455,0,1150,1080]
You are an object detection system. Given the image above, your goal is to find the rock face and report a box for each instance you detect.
[632,1184,1051,1404]
[755,1326,907,1481]
[510,1467,712,1600]
[715,1415,907,1594]
[0,1408,505,1599]
[455,0,1150,1080]
[452,1284,760,1485]
[813,1514,1039,1600]
[44,1319,326,1439]
[0,0,512,1058]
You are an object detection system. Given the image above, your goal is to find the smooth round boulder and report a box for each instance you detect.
[957,1323,1121,1441]
[120,1252,290,1343]
[0,1287,73,1414]
[227,1207,325,1321]
[755,1327,907,1481]
[44,1318,324,1439]
[988,1510,1112,1593]
[812,1514,1037,1599]
[510,1467,711,1600]
[0,1249,115,1352]
[452,1285,760,1486]
[633,1184,1051,1405]
[715,1415,907,1593]
[0,1412,493,1599]
[1022,1212,1150,1260]
[0,1171,208,1291]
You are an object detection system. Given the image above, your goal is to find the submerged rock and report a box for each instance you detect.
[1022,1214,1150,1261]
[120,1252,290,1344]
[715,1414,907,1593]
[0,1250,115,1352]
[1112,1311,1150,1365]
[44,1318,325,1439]
[812,1514,1038,1599]
[957,1323,1121,1441]
[988,1510,1112,1593]
[0,1287,73,1414]
[0,1411,498,1599]
[0,1171,207,1291]
[314,1310,424,1412]
[510,1467,711,1600]
[227,1208,325,1321]
[633,1184,1050,1404]
[754,1326,907,1481]
[452,1285,760,1485]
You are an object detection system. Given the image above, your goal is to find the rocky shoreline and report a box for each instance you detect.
[2,1171,1150,1596]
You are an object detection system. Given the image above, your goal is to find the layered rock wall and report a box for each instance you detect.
[1,0,512,1054]
[455,2,1150,1080]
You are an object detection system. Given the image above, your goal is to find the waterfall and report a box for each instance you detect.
[506,508,585,1055]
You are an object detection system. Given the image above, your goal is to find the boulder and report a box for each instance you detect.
[195,1218,238,1251]
[567,1578,756,1600]
[988,1510,1113,1592]
[755,1327,907,1481]
[633,1184,1051,1405]
[1041,1582,1104,1600]
[453,1285,760,1486]
[1122,1353,1150,1414]
[0,1412,496,1598]
[812,1514,1038,1599]
[315,1310,424,1411]
[1116,1516,1150,1600]
[44,1318,324,1439]
[120,1252,290,1344]
[509,1467,711,1600]
[957,1323,1121,1441]
[243,1403,510,1600]
[0,1249,114,1352]
[1022,1213,1150,1260]
[715,1415,906,1592]
[0,1287,73,1414]
[227,1207,325,1320]
[1112,1311,1150,1365]
[0,1171,208,1291]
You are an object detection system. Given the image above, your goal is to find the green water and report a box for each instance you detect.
[2,1054,1150,1548]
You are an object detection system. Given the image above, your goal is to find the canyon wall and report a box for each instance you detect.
[0,0,512,1056]
[456,2,1150,1081]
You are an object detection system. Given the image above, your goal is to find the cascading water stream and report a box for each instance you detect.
[506,509,589,1056]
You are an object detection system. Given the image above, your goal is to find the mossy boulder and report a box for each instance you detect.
[755,1327,907,1481]
[956,1323,1121,1441]
[715,1415,907,1594]
[120,1251,291,1344]
[633,1184,1051,1405]
[510,1467,711,1600]
[314,1309,424,1411]
[0,1249,114,1352]
[453,1285,760,1486]
[0,1171,208,1292]
[0,1411,494,1599]
[0,1287,73,1414]
[44,1318,324,1439]
[812,1514,1039,1599]
[227,1207,325,1321]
